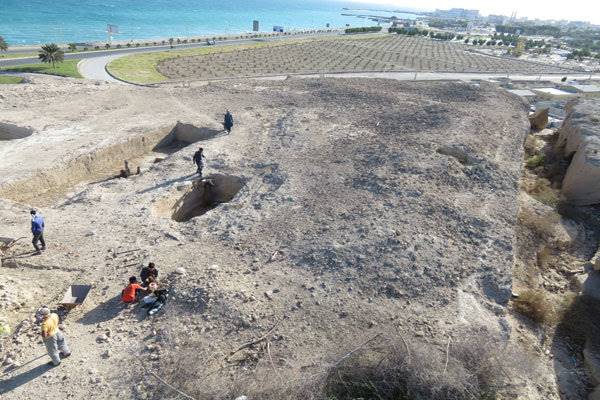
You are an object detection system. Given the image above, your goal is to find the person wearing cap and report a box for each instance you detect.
[39,307,71,366]
[30,209,46,254]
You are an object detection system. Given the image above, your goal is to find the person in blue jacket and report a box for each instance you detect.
[30,209,46,254]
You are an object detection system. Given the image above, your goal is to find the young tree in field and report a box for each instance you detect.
[38,43,64,68]
[0,36,8,52]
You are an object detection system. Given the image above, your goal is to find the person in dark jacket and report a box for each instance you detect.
[223,110,233,134]
[192,147,206,177]
[140,262,159,286]
[30,209,45,254]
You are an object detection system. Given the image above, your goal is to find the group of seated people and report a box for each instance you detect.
[121,262,168,315]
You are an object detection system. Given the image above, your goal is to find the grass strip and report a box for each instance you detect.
[0,75,24,84]
[0,59,82,78]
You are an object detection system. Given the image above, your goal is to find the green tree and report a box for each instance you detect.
[0,36,8,52]
[38,43,64,68]
[68,43,77,51]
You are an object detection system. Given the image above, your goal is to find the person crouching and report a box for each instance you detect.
[121,276,146,303]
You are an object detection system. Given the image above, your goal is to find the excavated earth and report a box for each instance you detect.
[0,76,557,399]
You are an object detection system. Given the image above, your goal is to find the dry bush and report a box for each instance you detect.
[524,134,538,157]
[512,289,553,324]
[536,245,556,269]
[523,178,560,207]
[323,333,535,400]
[518,208,561,240]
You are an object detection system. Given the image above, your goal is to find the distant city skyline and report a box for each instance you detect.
[342,0,600,25]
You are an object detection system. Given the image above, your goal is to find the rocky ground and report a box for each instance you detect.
[0,75,562,399]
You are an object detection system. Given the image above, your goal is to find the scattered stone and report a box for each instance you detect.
[175,267,187,275]
[264,291,274,300]
[96,334,109,343]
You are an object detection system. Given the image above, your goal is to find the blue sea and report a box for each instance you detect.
[0,0,417,45]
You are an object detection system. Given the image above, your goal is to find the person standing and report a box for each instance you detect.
[30,209,45,254]
[223,110,234,134]
[39,307,71,367]
[192,147,206,177]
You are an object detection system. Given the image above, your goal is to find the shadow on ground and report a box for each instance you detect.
[78,294,124,325]
[0,362,52,395]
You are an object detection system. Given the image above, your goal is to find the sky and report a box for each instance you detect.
[342,0,600,24]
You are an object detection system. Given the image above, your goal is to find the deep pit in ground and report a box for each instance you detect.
[0,122,34,140]
[172,174,244,222]
[0,122,222,205]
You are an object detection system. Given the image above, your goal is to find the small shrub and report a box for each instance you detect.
[345,26,382,34]
[524,134,538,156]
[526,154,545,169]
[513,289,553,323]
[528,180,559,207]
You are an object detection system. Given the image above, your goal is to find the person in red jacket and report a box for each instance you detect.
[121,276,146,303]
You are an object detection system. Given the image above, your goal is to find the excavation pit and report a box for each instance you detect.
[154,122,223,154]
[0,122,34,140]
[172,174,244,222]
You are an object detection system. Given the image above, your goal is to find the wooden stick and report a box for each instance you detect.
[229,323,278,356]
[400,334,411,364]
[443,336,452,374]
[331,333,382,368]
[266,338,281,377]
[146,368,197,400]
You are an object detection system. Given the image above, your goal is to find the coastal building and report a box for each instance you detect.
[433,8,480,20]
[487,15,507,24]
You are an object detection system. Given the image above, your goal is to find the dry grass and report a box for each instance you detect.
[512,289,553,324]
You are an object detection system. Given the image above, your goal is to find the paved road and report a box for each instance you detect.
[77,56,124,82]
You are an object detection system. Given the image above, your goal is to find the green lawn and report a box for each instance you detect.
[0,59,82,78]
[0,52,38,59]
[106,41,296,84]
[0,75,24,84]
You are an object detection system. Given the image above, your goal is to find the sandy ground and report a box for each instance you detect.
[0,76,562,399]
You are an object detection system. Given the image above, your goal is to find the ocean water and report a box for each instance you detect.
[0,0,415,45]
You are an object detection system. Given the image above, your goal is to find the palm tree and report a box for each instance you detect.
[38,43,64,68]
[0,36,7,52]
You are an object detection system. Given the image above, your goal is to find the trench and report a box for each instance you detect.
[0,122,222,206]
[0,122,34,140]
[171,174,244,222]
